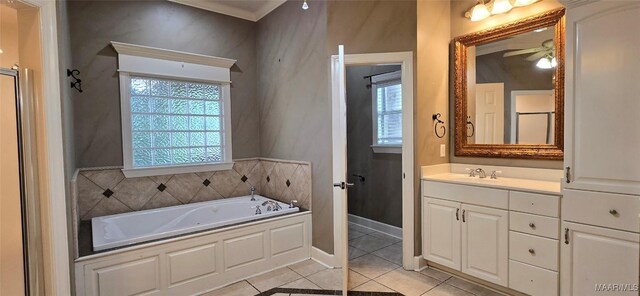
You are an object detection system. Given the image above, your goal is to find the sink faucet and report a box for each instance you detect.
[250,186,256,201]
[475,168,487,178]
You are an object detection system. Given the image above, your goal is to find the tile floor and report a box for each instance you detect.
[201,222,506,296]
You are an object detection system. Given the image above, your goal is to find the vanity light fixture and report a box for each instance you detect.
[302,0,309,10]
[491,0,513,14]
[467,1,491,22]
[466,0,539,22]
[0,49,3,54]
[513,0,539,7]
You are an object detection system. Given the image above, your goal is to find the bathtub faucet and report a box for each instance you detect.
[253,205,261,215]
[250,186,256,201]
[262,200,282,211]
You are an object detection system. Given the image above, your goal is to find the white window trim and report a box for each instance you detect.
[371,70,402,154]
[112,41,236,177]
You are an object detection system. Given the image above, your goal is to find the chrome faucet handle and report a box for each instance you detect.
[465,168,476,177]
[252,205,261,215]
[289,200,298,208]
[490,170,502,179]
[475,168,487,178]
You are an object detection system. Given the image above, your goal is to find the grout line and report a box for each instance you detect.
[245,280,261,294]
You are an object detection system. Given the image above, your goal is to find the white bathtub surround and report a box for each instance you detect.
[75,212,311,296]
[92,195,298,251]
[75,158,311,221]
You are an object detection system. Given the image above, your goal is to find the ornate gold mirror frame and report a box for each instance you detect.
[454,8,565,160]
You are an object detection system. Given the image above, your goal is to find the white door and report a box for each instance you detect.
[564,1,640,195]
[475,83,505,144]
[331,45,349,295]
[560,222,639,296]
[461,204,508,286]
[423,198,461,270]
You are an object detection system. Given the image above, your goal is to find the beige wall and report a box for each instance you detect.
[416,0,451,255]
[447,0,564,169]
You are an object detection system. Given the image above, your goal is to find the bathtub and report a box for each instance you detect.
[92,195,298,251]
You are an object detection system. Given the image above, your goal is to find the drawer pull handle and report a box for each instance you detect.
[609,209,618,216]
[462,210,466,223]
[564,228,569,244]
[528,248,535,255]
[456,208,460,221]
[529,222,535,229]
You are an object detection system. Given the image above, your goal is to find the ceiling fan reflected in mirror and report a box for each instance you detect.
[503,39,557,69]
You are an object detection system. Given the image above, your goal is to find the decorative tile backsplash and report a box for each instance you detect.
[75,158,311,221]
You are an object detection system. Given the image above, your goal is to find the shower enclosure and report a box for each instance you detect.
[1,67,44,296]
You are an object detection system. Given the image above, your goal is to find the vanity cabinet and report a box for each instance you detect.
[561,1,640,295]
[560,222,639,296]
[422,181,509,286]
[422,179,561,295]
[563,0,640,196]
[423,198,461,270]
[461,204,508,286]
[423,197,508,286]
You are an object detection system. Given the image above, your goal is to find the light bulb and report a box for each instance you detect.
[0,49,3,54]
[491,0,513,14]
[302,0,308,10]
[551,57,557,68]
[513,0,538,7]
[536,57,552,69]
[470,2,491,22]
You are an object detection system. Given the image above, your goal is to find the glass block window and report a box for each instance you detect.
[129,76,225,168]
[373,71,402,146]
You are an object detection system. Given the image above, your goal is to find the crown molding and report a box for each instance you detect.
[169,0,287,22]
[110,41,236,68]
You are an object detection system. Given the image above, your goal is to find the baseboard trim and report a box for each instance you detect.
[311,247,336,268]
[348,214,402,238]
[413,256,428,271]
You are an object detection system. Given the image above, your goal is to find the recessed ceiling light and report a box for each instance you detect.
[302,0,308,10]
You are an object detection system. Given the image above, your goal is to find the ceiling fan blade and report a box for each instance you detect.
[525,51,549,61]
[503,47,545,57]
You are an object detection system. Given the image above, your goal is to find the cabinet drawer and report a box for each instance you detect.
[562,189,640,233]
[509,232,558,271]
[509,260,558,296]
[423,180,508,209]
[509,191,559,217]
[510,212,559,239]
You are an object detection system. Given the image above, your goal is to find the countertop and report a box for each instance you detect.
[422,173,561,195]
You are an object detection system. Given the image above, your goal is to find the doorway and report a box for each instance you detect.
[331,49,414,294]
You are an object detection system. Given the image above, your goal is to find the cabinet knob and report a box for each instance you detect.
[528,248,535,255]
[529,222,535,228]
[609,209,618,216]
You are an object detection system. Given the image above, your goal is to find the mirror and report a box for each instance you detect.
[454,8,565,159]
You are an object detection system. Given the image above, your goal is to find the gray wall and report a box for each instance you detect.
[475,50,554,143]
[346,65,402,227]
[67,0,261,168]
[257,0,332,253]
[257,0,416,254]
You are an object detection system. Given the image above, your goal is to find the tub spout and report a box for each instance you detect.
[250,186,256,201]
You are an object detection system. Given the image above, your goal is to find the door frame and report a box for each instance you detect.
[330,51,415,269]
[14,0,72,295]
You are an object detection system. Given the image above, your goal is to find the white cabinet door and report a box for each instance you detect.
[560,222,639,296]
[564,1,640,195]
[461,204,508,286]
[423,198,461,270]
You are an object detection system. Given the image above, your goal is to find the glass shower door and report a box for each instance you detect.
[0,68,28,296]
